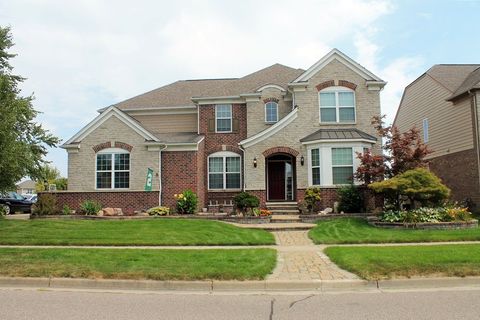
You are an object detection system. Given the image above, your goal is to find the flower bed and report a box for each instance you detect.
[369,219,478,230]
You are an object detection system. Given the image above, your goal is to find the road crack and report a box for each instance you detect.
[289,294,314,309]
[269,298,275,320]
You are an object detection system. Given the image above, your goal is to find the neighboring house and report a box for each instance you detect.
[394,64,480,205]
[16,180,37,195]
[59,49,386,213]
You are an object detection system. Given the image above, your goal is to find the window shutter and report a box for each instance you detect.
[232,119,239,132]
[208,119,215,132]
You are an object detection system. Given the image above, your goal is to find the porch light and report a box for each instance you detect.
[253,157,257,168]
[300,156,304,166]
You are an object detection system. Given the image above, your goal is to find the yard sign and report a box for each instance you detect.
[144,168,154,191]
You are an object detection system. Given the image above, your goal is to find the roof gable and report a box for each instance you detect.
[62,106,159,147]
[292,48,385,84]
[426,64,480,93]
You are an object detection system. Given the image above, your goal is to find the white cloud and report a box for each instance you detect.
[1,0,397,175]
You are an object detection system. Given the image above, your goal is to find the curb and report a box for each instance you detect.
[2,277,479,293]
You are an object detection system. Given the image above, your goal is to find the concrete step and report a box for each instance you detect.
[266,202,298,206]
[270,215,301,223]
[269,209,300,214]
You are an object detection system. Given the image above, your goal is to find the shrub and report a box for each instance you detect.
[62,204,71,215]
[369,168,450,210]
[32,194,58,216]
[147,206,171,216]
[174,190,198,214]
[337,185,364,213]
[80,200,102,215]
[380,206,472,224]
[304,187,322,212]
[233,192,260,215]
[0,205,6,216]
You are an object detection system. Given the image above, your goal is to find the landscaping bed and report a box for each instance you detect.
[309,218,480,244]
[0,219,275,246]
[325,244,480,280]
[0,248,276,280]
[369,218,478,230]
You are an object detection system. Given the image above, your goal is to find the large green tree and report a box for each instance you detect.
[0,27,60,193]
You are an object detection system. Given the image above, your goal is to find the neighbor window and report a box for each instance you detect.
[331,148,353,185]
[265,102,278,123]
[423,118,429,143]
[208,152,241,189]
[96,151,130,189]
[215,104,232,132]
[319,88,355,123]
[311,149,321,185]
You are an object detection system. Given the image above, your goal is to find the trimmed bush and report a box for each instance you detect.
[80,200,102,215]
[304,187,322,212]
[233,192,260,215]
[32,194,58,216]
[147,206,171,216]
[337,185,364,213]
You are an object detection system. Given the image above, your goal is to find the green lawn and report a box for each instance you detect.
[0,248,276,280]
[0,219,274,246]
[325,244,480,280]
[309,218,480,244]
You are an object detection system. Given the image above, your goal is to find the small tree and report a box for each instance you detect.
[355,115,432,184]
[369,168,450,210]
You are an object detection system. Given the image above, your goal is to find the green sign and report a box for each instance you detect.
[144,168,154,191]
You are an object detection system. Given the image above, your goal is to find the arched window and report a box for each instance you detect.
[208,151,241,190]
[265,102,278,123]
[96,148,130,189]
[319,87,356,123]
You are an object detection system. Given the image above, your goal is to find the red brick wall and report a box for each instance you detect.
[429,149,480,204]
[199,104,247,205]
[41,191,159,215]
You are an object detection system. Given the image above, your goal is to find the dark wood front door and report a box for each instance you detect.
[268,162,285,200]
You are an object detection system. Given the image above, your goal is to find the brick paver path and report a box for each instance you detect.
[268,231,359,281]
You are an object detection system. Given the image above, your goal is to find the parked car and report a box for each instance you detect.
[0,192,33,214]
[21,194,36,201]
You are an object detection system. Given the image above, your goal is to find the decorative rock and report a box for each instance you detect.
[114,208,123,216]
[96,210,104,216]
[136,211,149,216]
[103,207,115,216]
[324,207,333,214]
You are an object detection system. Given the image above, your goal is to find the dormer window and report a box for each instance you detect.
[319,87,356,123]
[265,101,278,123]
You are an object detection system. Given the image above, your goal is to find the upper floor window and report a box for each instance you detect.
[215,104,232,132]
[265,102,278,123]
[423,118,429,143]
[96,149,130,189]
[208,151,241,190]
[319,87,355,123]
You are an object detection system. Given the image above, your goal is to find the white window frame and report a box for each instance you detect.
[215,104,232,133]
[319,86,356,124]
[310,148,321,185]
[331,147,354,185]
[307,143,371,187]
[207,151,241,190]
[265,101,279,123]
[95,148,130,190]
[423,118,429,143]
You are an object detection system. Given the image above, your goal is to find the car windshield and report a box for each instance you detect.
[8,192,25,200]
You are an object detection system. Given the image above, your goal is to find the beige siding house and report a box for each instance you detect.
[394,64,480,205]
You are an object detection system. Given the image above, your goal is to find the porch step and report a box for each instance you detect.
[266,202,300,215]
[271,215,301,223]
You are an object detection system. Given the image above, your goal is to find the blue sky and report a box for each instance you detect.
[1,0,479,177]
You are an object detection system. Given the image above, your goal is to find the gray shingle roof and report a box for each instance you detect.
[112,64,304,110]
[426,64,480,93]
[448,66,480,101]
[300,128,377,142]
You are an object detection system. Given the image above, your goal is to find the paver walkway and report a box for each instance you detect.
[268,231,359,281]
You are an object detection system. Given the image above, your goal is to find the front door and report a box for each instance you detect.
[268,161,285,200]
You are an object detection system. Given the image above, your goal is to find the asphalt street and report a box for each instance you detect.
[1,287,479,319]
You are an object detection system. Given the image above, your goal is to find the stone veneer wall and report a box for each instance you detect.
[428,148,480,205]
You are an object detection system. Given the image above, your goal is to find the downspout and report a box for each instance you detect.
[472,90,480,190]
[239,144,246,191]
[159,145,168,206]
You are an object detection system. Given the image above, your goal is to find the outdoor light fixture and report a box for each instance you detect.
[253,157,257,168]
[300,156,304,166]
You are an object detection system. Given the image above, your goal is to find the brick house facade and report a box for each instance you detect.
[60,49,386,213]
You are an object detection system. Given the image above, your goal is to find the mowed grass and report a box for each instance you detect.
[309,218,480,244]
[0,248,276,280]
[0,219,274,246]
[325,244,480,280]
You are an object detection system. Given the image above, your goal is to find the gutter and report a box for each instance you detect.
[238,145,246,191]
[472,90,480,191]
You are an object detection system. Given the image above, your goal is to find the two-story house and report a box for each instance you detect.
[59,49,386,213]
[394,64,480,205]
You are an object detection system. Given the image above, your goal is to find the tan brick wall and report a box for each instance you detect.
[68,116,160,191]
[244,59,382,191]
[247,88,293,136]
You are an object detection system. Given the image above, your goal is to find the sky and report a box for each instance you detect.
[1,0,479,177]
